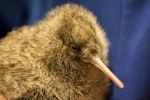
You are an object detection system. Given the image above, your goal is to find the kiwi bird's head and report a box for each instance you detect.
[44,3,124,88]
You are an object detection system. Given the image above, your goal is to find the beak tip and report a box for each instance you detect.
[117,82,124,89]
[120,84,124,89]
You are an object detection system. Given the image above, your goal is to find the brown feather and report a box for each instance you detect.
[0,3,110,100]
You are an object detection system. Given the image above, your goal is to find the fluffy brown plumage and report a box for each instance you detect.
[0,3,110,100]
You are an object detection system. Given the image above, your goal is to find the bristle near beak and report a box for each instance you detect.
[90,56,124,89]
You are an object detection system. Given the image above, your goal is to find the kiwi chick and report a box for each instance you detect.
[0,3,110,100]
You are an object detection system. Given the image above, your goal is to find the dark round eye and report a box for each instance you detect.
[71,44,80,51]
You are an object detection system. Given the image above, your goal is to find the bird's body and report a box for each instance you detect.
[0,3,110,100]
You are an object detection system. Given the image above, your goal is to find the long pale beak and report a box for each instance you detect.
[91,56,124,88]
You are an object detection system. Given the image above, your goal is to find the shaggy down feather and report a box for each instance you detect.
[0,3,110,100]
